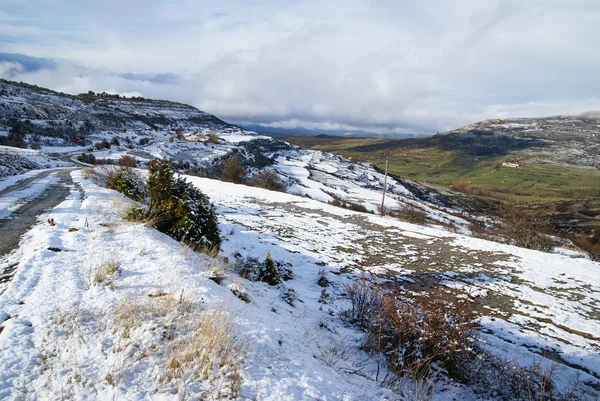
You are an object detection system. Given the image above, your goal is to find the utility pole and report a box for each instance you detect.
[380,159,388,216]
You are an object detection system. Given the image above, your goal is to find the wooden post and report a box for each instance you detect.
[380,159,388,216]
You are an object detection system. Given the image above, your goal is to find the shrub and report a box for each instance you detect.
[573,232,600,261]
[146,159,221,250]
[343,278,382,328]
[94,138,111,150]
[108,167,146,202]
[169,176,221,249]
[344,281,477,379]
[250,169,286,192]
[317,268,330,287]
[77,153,96,164]
[118,155,137,167]
[329,197,369,213]
[207,133,221,144]
[390,204,429,225]
[500,207,554,251]
[460,354,581,401]
[221,157,247,184]
[147,158,175,207]
[366,289,478,378]
[234,252,292,286]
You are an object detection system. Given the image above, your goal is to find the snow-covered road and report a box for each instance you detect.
[0,169,76,289]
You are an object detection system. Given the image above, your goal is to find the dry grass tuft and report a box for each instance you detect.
[165,310,246,390]
[43,294,246,399]
[93,259,120,287]
[80,257,121,290]
[113,292,195,339]
[208,259,227,285]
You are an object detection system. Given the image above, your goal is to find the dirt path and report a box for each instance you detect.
[0,169,77,276]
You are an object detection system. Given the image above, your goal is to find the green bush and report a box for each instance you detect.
[77,153,96,164]
[108,168,146,202]
[147,159,221,250]
[169,175,221,248]
[234,252,292,286]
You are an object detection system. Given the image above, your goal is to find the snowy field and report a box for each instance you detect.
[0,170,598,400]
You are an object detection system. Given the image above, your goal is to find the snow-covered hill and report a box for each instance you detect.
[0,170,598,400]
[0,79,240,149]
[1,79,599,400]
[1,76,468,229]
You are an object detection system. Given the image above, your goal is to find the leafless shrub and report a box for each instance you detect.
[342,279,588,399]
[462,353,587,401]
[500,206,555,251]
[469,218,491,239]
[221,157,247,184]
[573,232,600,261]
[250,169,286,192]
[316,336,360,371]
[343,277,382,328]
[329,195,370,213]
[364,289,478,379]
[390,204,430,225]
[388,376,437,401]
[118,155,137,167]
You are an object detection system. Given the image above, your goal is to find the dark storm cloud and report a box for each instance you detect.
[0,52,56,77]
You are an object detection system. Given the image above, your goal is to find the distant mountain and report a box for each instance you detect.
[349,115,600,169]
[240,123,424,139]
[0,79,234,148]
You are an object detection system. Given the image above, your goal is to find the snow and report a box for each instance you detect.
[0,146,40,157]
[0,167,598,399]
[218,133,270,143]
[0,169,47,192]
[0,171,398,400]
[0,173,60,218]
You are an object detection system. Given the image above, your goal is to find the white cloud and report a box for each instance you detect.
[1,0,599,134]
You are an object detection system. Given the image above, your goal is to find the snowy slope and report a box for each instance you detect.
[0,171,396,400]
[0,171,598,400]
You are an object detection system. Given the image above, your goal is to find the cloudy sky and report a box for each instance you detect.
[1,0,599,135]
